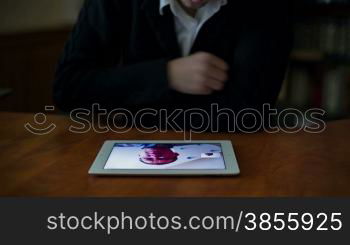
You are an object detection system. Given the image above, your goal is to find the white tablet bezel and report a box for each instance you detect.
[88,140,240,176]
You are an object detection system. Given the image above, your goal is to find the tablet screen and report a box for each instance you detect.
[104,143,226,170]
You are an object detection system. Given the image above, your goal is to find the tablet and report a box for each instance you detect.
[88,141,240,176]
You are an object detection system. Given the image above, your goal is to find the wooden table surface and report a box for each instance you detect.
[0,112,349,197]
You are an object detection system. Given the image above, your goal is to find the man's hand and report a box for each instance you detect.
[167,52,229,95]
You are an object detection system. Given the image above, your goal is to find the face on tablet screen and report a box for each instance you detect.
[104,143,226,170]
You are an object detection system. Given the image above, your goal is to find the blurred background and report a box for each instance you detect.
[0,0,349,126]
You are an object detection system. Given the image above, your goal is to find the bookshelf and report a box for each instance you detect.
[279,0,350,125]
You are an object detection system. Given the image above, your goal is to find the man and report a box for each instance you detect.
[54,0,292,130]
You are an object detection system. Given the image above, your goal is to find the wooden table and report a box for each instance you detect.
[0,112,349,197]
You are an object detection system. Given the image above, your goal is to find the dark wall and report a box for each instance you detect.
[0,29,71,112]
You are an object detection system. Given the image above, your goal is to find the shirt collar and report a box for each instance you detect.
[159,0,171,15]
[159,0,227,16]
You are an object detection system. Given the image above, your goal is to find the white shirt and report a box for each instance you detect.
[160,0,227,56]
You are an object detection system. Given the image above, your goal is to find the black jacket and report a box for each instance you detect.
[54,0,292,116]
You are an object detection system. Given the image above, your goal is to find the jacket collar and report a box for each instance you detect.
[141,0,181,58]
[140,0,230,57]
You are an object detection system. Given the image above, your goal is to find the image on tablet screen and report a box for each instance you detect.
[104,143,226,170]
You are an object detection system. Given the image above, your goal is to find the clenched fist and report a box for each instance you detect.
[167,52,229,95]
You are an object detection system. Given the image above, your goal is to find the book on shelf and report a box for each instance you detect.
[283,67,350,118]
[322,67,349,117]
[294,17,350,59]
